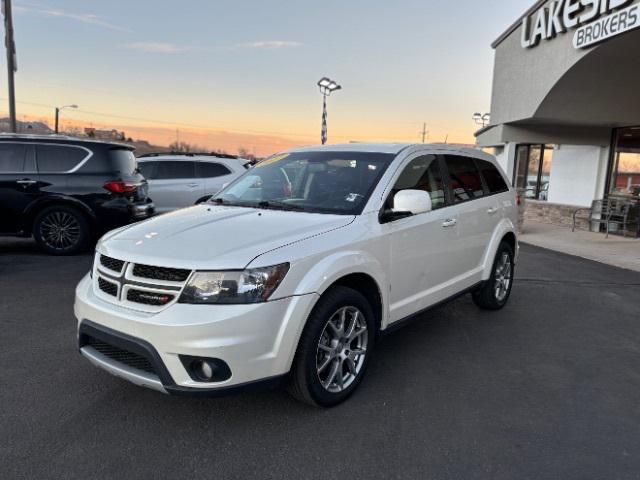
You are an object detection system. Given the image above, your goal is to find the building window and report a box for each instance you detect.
[513,144,554,201]
[609,127,640,199]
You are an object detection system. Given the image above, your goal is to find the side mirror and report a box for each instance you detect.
[394,189,432,215]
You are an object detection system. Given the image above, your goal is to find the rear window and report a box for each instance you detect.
[445,155,485,202]
[108,149,137,175]
[477,159,509,194]
[0,143,27,172]
[37,145,88,173]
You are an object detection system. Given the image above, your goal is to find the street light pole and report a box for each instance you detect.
[317,77,341,145]
[54,104,78,134]
[473,112,491,128]
[2,0,18,133]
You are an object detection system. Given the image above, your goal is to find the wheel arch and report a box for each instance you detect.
[23,196,96,235]
[325,272,384,337]
[481,219,518,281]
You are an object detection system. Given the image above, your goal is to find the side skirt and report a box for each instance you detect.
[381,282,483,337]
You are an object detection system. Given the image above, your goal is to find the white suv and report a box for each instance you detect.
[75,144,518,407]
[137,153,248,213]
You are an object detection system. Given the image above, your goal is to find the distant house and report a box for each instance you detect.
[84,128,125,141]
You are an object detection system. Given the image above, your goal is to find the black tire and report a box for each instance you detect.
[33,205,91,255]
[472,241,515,310]
[288,286,376,408]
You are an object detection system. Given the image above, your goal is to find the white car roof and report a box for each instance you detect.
[138,155,246,162]
[288,143,491,159]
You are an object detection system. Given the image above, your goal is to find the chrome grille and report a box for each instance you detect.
[93,253,190,311]
[98,277,118,297]
[126,289,175,306]
[100,255,125,273]
[132,264,191,282]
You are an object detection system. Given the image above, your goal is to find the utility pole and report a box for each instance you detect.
[420,123,429,143]
[2,0,18,133]
[54,107,59,134]
[444,134,449,144]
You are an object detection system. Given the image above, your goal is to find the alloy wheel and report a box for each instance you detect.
[494,252,512,302]
[39,211,81,251]
[316,306,369,393]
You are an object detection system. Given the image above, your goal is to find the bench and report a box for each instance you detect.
[573,198,640,238]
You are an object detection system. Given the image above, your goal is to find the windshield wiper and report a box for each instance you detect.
[257,200,306,211]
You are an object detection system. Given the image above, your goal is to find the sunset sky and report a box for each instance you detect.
[2,0,532,156]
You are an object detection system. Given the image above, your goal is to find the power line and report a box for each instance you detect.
[0,97,466,144]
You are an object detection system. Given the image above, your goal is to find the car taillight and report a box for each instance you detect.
[103,181,139,194]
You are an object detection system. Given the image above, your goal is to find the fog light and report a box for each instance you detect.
[194,360,214,381]
[180,355,232,383]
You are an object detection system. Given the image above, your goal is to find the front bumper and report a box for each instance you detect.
[74,274,318,395]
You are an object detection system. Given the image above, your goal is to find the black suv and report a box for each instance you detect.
[0,135,154,254]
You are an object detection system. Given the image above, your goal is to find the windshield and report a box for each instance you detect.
[213,151,394,215]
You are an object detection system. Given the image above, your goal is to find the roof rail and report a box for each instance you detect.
[137,151,239,159]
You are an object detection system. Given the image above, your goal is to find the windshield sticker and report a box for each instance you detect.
[345,193,361,202]
[256,153,290,168]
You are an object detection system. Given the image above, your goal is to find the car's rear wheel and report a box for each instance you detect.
[472,241,514,310]
[33,205,90,255]
[288,286,375,407]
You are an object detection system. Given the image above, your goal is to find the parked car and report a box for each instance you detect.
[75,144,518,407]
[0,134,154,255]
[137,153,248,213]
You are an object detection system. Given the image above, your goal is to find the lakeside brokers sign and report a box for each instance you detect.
[521,0,640,49]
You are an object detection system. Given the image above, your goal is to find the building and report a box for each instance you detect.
[84,128,126,141]
[476,0,640,227]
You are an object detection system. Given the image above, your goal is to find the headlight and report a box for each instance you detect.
[179,263,290,304]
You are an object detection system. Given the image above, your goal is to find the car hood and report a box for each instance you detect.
[99,205,355,270]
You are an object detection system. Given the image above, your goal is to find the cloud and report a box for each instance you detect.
[122,40,304,54]
[236,40,303,49]
[124,42,188,54]
[14,2,131,32]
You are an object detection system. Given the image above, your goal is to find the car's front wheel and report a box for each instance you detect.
[472,241,515,310]
[33,205,91,255]
[288,286,375,407]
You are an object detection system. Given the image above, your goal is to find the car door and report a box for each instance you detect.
[442,154,496,283]
[196,161,234,197]
[476,158,510,228]
[384,153,459,322]
[0,142,39,233]
[146,160,199,213]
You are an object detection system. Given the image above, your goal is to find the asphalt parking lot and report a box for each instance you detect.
[1,239,640,479]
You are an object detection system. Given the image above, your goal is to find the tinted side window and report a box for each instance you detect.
[445,155,485,203]
[37,145,88,173]
[477,159,508,194]
[138,161,157,179]
[155,161,195,179]
[390,154,446,210]
[0,143,27,172]
[197,162,231,178]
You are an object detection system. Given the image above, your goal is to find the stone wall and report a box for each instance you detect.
[522,200,591,231]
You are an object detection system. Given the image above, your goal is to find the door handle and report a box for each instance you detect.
[187,183,200,188]
[16,179,37,186]
[442,218,457,228]
[487,207,499,215]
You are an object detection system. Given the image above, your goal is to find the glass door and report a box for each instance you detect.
[609,127,640,201]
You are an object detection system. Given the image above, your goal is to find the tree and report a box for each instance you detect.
[169,141,205,153]
[237,146,255,160]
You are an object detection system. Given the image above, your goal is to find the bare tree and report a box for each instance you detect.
[169,141,205,153]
